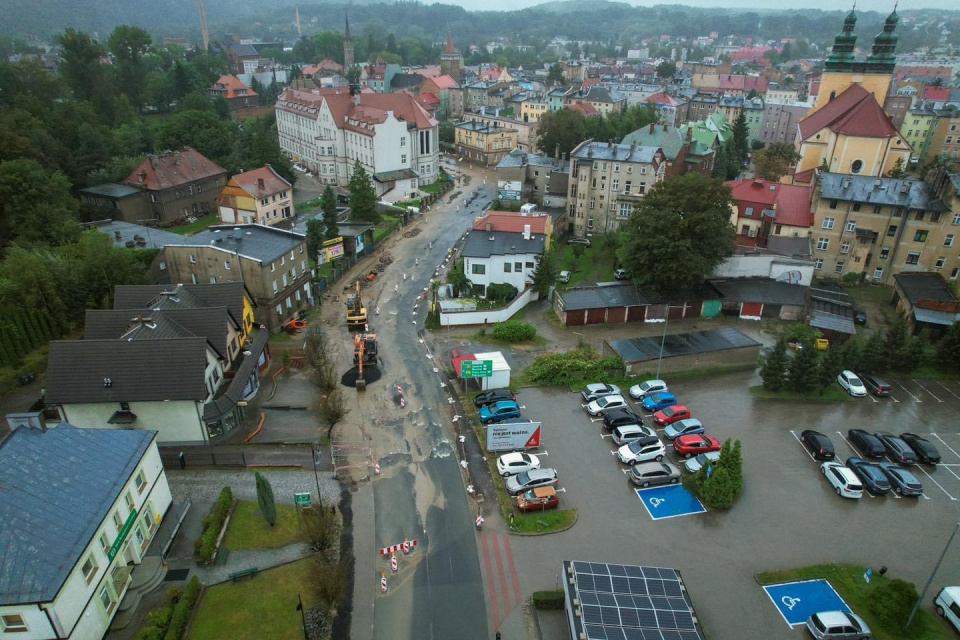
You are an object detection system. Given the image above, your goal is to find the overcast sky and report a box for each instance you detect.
[451,0,956,12]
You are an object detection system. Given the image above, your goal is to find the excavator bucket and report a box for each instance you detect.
[356,377,366,392]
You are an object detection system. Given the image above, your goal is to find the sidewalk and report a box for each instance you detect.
[349,482,375,640]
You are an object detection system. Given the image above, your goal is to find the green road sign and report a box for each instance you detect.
[294,493,312,507]
[461,360,493,378]
[108,509,138,561]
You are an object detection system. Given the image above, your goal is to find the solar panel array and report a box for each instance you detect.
[570,562,703,640]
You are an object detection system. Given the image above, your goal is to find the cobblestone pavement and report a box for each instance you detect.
[166,468,340,508]
[189,542,315,585]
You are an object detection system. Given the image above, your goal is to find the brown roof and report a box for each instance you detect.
[232,166,291,198]
[211,75,256,99]
[123,148,227,191]
[798,85,899,140]
[276,89,437,131]
[472,212,548,234]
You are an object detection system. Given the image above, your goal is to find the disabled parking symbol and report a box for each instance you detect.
[635,485,705,520]
[781,596,801,611]
[649,497,666,508]
[763,580,851,627]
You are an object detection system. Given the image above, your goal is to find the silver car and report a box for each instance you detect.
[629,461,681,488]
[629,379,668,400]
[805,610,871,639]
[684,451,721,474]
[505,468,559,495]
[581,383,621,403]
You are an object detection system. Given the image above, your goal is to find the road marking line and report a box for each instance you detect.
[500,531,523,617]
[939,464,960,482]
[893,380,922,402]
[933,380,960,401]
[867,394,879,404]
[790,430,816,461]
[916,465,956,500]
[889,394,901,403]
[601,433,612,439]
[932,434,960,463]
[913,379,944,403]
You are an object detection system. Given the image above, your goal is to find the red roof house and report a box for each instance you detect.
[725,178,814,244]
[798,84,899,141]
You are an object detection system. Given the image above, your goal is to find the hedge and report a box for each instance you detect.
[491,320,536,343]
[532,589,565,610]
[133,586,182,640]
[524,348,623,385]
[164,576,202,640]
[194,487,233,563]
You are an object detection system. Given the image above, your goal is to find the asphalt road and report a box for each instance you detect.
[507,371,960,639]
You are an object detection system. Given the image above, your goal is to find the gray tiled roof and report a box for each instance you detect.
[560,284,649,311]
[894,272,957,304]
[0,424,156,605]
[46,339,209,404]
[85,308,232,359]
[495,149,563,170]
[79,183,143,198]
[572,141,661,164]
[462,230,545,259]
[203,329,269,420]
[819,173,949,212]
[113,283,250,329]
[709,278,808,306]
[164,225,305,264]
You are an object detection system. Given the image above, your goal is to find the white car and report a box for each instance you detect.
[684,451,721,474]
[558,270,571,283]
[837,370,867,397]
[586,394,628,416]
[581,383,621,402]
[821,461,864,499]
[629,379,668,400]
[496,452,541,477]
[617,439,666,465]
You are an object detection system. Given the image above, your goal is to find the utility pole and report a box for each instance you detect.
[907,521,960,628]
[295,4,302,37]
[312,443,324,507]
[197,0,210,51]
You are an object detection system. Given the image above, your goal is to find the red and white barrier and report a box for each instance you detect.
[391,554,398,572]
[374,461,380,475]
[381,573,387,592]
[380,539,418,555]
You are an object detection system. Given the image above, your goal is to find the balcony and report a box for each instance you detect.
[618,190,645,201]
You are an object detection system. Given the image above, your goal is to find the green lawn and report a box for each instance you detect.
[420,180,447,194]
[167,213,218,235]
[224,502,303,550]
[843,283,895,306]
[374,214,400,243]
[756,564,952,640]
[559,242,618,287]
[749,384,852,402]
[510,508,578,534]
[188,559,316,640]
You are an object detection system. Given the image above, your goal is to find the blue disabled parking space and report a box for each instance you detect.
[634,484,706,520]
[763,580,852,627]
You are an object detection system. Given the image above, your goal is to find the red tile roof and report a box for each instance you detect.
[725,179,813,228]
[429,75,460,90]
[719,74,768,93]
[472,212,547,234]
[923,86,951,102]
[644,92,681,107]
[791,167,816,185]
[276,89,437,131]
[797,84,899,140]
[232,166,291,198]
[211,75,256,99]
[124,148,227,191]
[566,102,599,117]
[582,77,601,89]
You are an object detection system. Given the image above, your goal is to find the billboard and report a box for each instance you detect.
[319,236,344,264]
[484,421,542,452]
[497,180,522,201]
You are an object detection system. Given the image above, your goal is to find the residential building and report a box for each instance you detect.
[455,121,518,167]
[216,166,292,226]
[275,88,439,195]
[462,81,506,113]
[810,172,957,284]
[690,73,722,92]
[718,74,769,97]
[718,96,765,145]
[567,141,665,236]
[520,96,549,123]
[687,93,719,123]
[495,149,569,207]
[900,105,937,163]
[565,85,627,116]
[766,85,799,102]
[209,75,258,111]
[421,75,462,119]
[99,149,228,227]
[547,86,575,111]
[439,33,463,84]
[760,100,814,146]
[466,110,540,152]
[461,221,546,295]
[0,420,172,640]
[726,178,814,247]
[472,211,554,248]
[926,107,960,163]
[883,94,912,130]
[643,93,688,128]
[161,225,313,330]
[609,84,661,108]
[621,123,715,179]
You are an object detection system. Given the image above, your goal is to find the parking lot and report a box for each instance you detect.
[505,371,960,639]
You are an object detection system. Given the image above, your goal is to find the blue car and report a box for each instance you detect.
[479,400,521,424]
[878,462,923,497]
[846,457,891,495]
[664,418,704,441]
[642,392,678,413]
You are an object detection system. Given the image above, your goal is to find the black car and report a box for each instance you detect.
[901,433,942,464]
[860,373,892,397]
[800,430,835,460]
[853,308,867,325]
[473,389,515,407]
[846,457,892,495]
[847,428,886,459]
[875,431,918,464]
[603,408,644,431]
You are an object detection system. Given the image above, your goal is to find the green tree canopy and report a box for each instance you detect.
[531,249,560,298]
[618,173,736,292]
[0,159,81,250]
[752,142,801,182]
[760,337,789,391]
[536,108,587,158]
[107,25,152,109]
[731,112,749,164]
[347,161,379,223]
[157,109,235,165]
[321,186,339,240]
[656,61,677,79]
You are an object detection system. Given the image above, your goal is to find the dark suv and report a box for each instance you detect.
[474,389,516,407]
[859,373,892,397]
[800,430,836,460]
[603,408,644,431]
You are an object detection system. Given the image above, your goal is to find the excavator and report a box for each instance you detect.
[353,332,378,391]
[345,280,368,329]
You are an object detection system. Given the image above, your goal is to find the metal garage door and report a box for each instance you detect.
[702,299,721,317]
[740,302,763,320]
[607,307,627,323]
[627,306,646,322]
[566,310,586,326]
[586,308,607,324]
[669,304,686,320]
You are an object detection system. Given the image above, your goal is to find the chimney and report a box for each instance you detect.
[629,141,637,156]
[174,151,182,165]
[649,122,654,133]
[258,178,265,190]
[686,127,692,142]
[485,221,492,232]
[555,143,560,161]
[523,224,531,240]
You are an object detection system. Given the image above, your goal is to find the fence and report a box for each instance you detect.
[439,287,538,327]
[159,449,251,469]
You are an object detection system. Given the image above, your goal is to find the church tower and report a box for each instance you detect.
[343,14,354,70]
[439,33,463,84]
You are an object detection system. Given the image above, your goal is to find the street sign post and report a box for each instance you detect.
[461,360,493,378]
[294,493,312,507]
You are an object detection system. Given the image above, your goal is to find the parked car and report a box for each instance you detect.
[614,268,629,280]
[642,392,678,413]
[505,468,559,495]
[901,433,942,464]
[479,400,521,424]
[474,389,516,407]
[820,461,864,499]
[846,457,891,495]
[629,461,682,488]
[611,424,658,446]
[664,418,705,441]
[629,379,668,400]
[853,308,867,326]
[837,370,867,397]
[496,452,540,477]
[800,430,836,461]
[847,429,886,459]
[586,394,629,417]
[515,486,559,512]
[859,373,892,397]
[616,438,666,465]
[805,610,872,640]
[935,587,960,633]
[602,408,644,431]
[653,405,691,427]
[581,383,621,403]
[567,237,591,247]
[877,462,923,496]
[673,434,721,459]
[558,270,571,283]
[875,431,918,463]
[684,451,721,474]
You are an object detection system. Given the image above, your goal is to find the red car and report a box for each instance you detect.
[653,405,691,427]
[673,435,721,459]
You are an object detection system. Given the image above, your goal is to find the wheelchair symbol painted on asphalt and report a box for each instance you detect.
[649,498,665,508]
[781,596,801,611]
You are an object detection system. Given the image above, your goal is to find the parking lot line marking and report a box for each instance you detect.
[931,434,960,463]
[622,468,630,475]
[893,380,922,402]
[912,379,944,403]
[790,430,816,461]
[915,465,956,500]
[867,394,879,404]
[889,395,901,403]
[933,380,960,402]
[590,417,604,423]
[939,465,960,482]
[600,433,612,439]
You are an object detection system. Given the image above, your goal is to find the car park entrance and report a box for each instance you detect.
[635,485,706,520]
[763,580,851,627]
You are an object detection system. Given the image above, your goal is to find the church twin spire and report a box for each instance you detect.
[825,4,899,74]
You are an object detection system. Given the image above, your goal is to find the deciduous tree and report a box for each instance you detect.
[752,142,802,182]
[937,322,960,373]
[535,108,587,158]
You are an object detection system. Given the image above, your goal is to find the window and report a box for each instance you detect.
[845,221,857,232]
[471,264,486,275]
[914,230,929,242]
[272,280,279,293]
[100,586,115,614]
[745,207,754,216]
[270,262,276,272]
[124,491,135,513]
[906,251,921,265]
[99,532,110,554]
[953,213,960,226]
[835,260,845,274]
[503,263,511,273]
[282,274,289,286]
[142,505,156,533]
[589,198,595,210]
[158,260,166,271]
[401,154,407,163]
[945,234,955,247]
[276,304,283,316]
[916,211,926,222]
[612,180,618,191]
[852,203,861,212]
[1,614,27,633]
[112,510,123,532]
[873,205,882,214]
[887,225,898,237]
[873,267,884,279]
[936,256,946,269]
[850,159,863,174]
[224,261,231,271]
[822,217,835,230]
[82,555,98,583]
[301,260,307,271]
[816,237,829,251]
[829,200,838,209]
[814,258,823,270]
[840,241,850,254]
[880,247,890,260]
[191,273,198,284]
[952,268,959,280]
[135,470,146,493]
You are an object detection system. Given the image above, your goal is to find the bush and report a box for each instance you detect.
[684,439,743,510]
[133,586,183,640]
[195,487,233,564]
[486,283,518,303]
[524,348,623,386]
[492,320,536,342]
[164,576,202,640]
[867,578,920,633]
[532,589,565,610]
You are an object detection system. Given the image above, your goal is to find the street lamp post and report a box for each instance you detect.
[655,305,683,380]
[311,443,324,508]
[907,521,960,628]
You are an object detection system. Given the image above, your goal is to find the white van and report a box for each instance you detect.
[935,586,960,631]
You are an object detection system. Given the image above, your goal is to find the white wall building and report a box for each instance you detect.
[276,88,440,196]
[0,420,172,639]
[460,228,546,295]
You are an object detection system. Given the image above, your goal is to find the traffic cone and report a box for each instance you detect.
[391,554,398,572]
[381,573,387,592]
